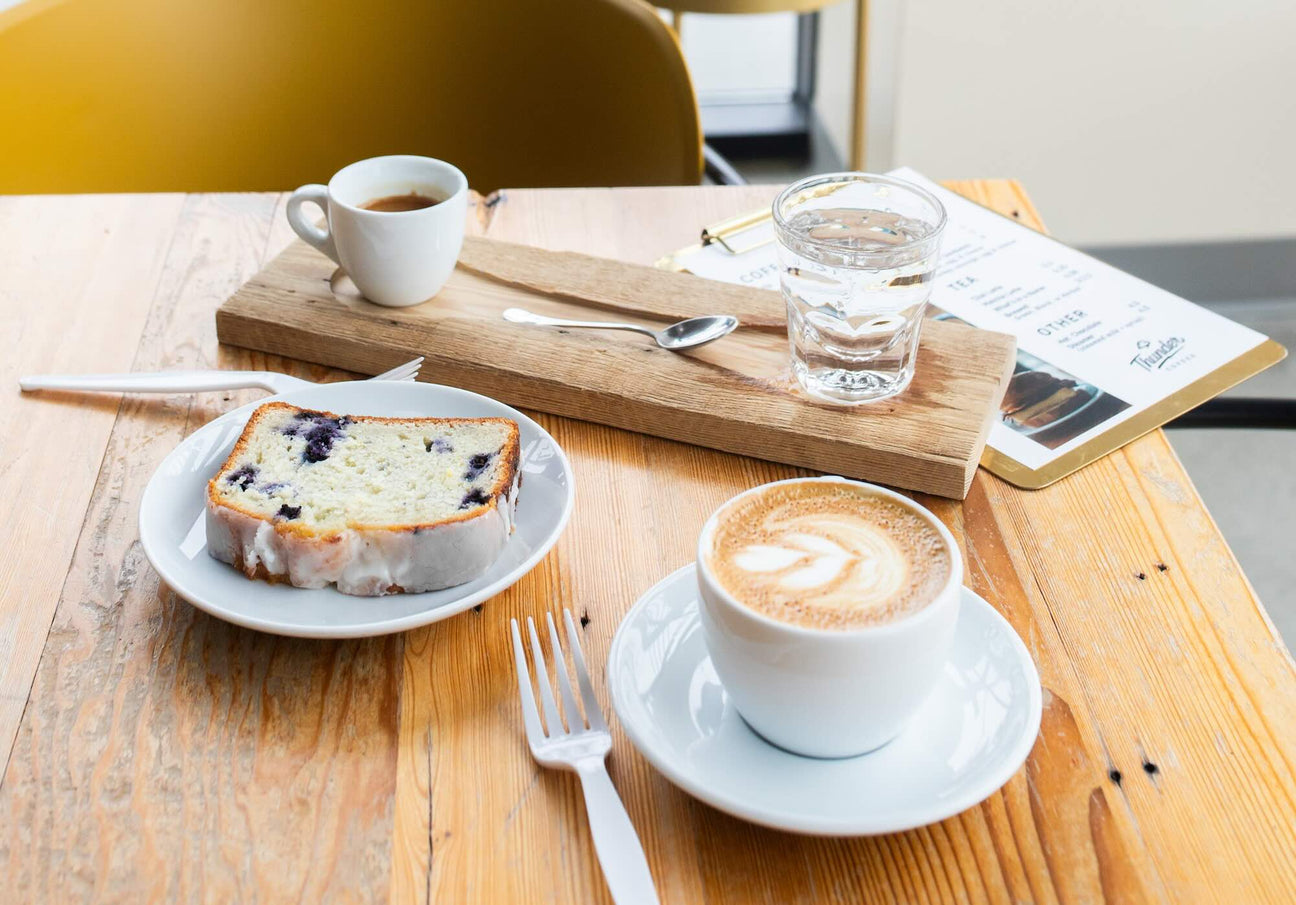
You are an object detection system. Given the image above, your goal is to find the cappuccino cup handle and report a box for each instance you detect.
[286,184,340,264]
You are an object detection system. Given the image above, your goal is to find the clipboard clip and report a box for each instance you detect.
[700,208,774,256]
[699,182,840,255]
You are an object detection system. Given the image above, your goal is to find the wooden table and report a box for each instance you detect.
[2,183,1293,904]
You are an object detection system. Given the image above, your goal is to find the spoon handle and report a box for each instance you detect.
[503,308,658,339]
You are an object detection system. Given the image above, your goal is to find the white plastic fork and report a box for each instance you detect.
[18,357,424,395]
[511,611,660,905]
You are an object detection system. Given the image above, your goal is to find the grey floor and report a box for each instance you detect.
[714,138,1295,650]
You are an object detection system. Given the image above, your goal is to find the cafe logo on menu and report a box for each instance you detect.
[1130,336,1187,372]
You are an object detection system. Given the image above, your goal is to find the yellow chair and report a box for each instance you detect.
[0,0,702,193]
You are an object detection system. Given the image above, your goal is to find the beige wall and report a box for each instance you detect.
[817,0,1296,246]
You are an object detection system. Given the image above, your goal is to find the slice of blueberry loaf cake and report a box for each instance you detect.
[206,402,520,595]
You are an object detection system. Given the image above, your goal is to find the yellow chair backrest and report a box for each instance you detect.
[0,0,702,193]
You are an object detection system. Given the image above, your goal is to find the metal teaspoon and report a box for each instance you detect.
[502,307,738,351]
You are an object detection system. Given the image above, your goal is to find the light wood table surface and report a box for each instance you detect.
[1,182,1293,904]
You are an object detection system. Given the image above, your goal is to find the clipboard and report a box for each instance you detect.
[653,177,1287,491]
[656,210,770,270]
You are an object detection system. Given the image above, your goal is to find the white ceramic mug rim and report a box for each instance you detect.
[696,476,963,640]
[325,154,468,217]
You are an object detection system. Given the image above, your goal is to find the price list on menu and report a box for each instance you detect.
[661,168,1286,487]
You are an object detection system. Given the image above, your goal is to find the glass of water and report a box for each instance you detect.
[773,173,947,404]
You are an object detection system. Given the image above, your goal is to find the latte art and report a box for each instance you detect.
[706,482,950,629]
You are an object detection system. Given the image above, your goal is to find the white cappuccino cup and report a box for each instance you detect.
[696,477,963,758]
[287,155,467,308]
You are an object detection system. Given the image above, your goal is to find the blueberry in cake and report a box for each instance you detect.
[206,402,521,595]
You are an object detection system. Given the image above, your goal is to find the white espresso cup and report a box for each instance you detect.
[696,477,963,758]
[286,155,468,307]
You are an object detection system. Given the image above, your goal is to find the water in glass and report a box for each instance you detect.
[775,175,946,404]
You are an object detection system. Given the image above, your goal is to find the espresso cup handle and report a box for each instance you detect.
[286,184,340,264]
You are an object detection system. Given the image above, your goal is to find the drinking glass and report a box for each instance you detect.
[773,173,947,404]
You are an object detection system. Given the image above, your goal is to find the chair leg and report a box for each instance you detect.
[703,143,747,186]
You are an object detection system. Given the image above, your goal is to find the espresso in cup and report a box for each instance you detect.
[704,480,951,631]
[696,477,962,758]
[361,191,443,213]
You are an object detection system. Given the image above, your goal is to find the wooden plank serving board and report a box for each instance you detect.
[216,235,1016,498]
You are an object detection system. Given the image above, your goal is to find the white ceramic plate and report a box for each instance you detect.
[138,381,574,638]
[607,565,1042,836]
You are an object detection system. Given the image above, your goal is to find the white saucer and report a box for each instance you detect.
[139,381,574,638]
[607,565,1042,836]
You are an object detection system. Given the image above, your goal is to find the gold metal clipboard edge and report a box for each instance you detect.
[654,244,701,273]
[983,338,1289,489]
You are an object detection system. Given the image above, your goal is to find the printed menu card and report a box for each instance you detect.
[660,168,1286,488]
